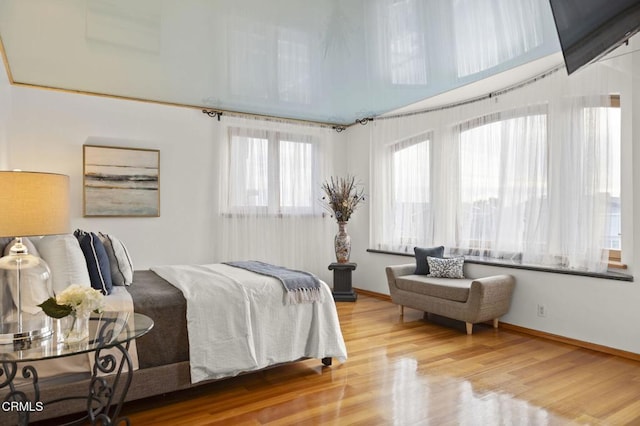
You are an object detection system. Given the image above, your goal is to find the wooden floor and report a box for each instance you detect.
[113,295,640,425]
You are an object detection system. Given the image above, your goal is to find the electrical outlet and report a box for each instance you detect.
[537,304,547,317]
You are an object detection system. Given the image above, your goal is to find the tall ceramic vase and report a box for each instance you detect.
[334,221,351,263]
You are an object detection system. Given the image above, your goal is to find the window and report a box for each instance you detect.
[389,133,431,249]
[583,98,621,251]
[370,61,624,273]
[458,112,547,255]
[580,96,622,267]
[226,127,317,215]
[455,98,621,266]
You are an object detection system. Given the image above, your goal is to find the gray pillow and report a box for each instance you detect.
[98,232,133,286]
[414,246,444,275]
[427,256,465,279]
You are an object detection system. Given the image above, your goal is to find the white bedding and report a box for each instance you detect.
[150,263,348,384]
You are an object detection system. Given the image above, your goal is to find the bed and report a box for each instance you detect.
[1,264,347,424]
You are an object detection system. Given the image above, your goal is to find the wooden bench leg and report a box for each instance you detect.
[400,305,404,316]
[465,322,473,335]
[493,318,499,329]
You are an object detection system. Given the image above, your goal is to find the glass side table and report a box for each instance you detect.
[0,312,153,425]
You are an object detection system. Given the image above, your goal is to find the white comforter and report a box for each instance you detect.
[150,263,348,384]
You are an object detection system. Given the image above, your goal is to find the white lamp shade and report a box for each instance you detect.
[0,171,70,237]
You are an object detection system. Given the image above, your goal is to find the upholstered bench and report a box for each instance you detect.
[385,263,515,334]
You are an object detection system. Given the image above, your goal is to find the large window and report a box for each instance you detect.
[371,83,623,272]
[583,99,621,251]
[455,99,621,264]
[227,127,316,215]
[389,134,431,248]
[458,111,547,255]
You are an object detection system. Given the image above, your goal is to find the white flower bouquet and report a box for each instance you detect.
[39,284,105,319]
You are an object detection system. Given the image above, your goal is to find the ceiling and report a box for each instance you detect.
[0,0,563,126]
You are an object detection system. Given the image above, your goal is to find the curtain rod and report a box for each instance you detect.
[201,107,346,130]
[372,63,565,122]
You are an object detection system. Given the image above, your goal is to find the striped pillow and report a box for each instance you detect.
[75,230,112,295]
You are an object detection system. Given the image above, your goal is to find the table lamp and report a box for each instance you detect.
[0,171,70,343]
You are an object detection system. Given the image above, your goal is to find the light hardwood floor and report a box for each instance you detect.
[115,294,640,425]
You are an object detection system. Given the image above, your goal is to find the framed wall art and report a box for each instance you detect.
[83,145,160,217]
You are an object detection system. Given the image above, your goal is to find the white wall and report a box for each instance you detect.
[345,44,640,354]
[6,84,218,270]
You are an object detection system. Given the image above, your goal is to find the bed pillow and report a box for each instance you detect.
[426,256,465,279]
[98,232,133,286]
[33,234,91,295]
[414,246,445,275]
[74,230,113,295]
[3,237,51,314]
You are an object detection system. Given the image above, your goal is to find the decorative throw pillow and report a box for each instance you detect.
[33,234,91,295]
[414,246,445,275]
[426,256,465,279]
[98,232,133,286]
[74,230,113,295]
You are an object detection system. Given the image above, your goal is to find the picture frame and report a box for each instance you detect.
[83,145,160,217]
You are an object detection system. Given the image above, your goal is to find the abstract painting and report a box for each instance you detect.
[83,145,160,217]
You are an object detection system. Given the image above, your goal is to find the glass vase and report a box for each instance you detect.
[334,221,351,263]
[57,311,90,343]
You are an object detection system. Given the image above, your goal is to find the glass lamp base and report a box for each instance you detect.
[0,243,55,345]
[0,314,53,344]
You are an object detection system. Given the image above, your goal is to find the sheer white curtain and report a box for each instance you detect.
[542,92,617,271]
[213,116,337,276]
[371,61,626,272]
[370,117,434,253]
[455,107,547,260]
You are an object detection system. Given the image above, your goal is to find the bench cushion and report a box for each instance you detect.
[395,275,472,302]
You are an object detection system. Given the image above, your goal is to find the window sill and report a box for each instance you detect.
[608,260,627,270]
[366,249,633,282]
